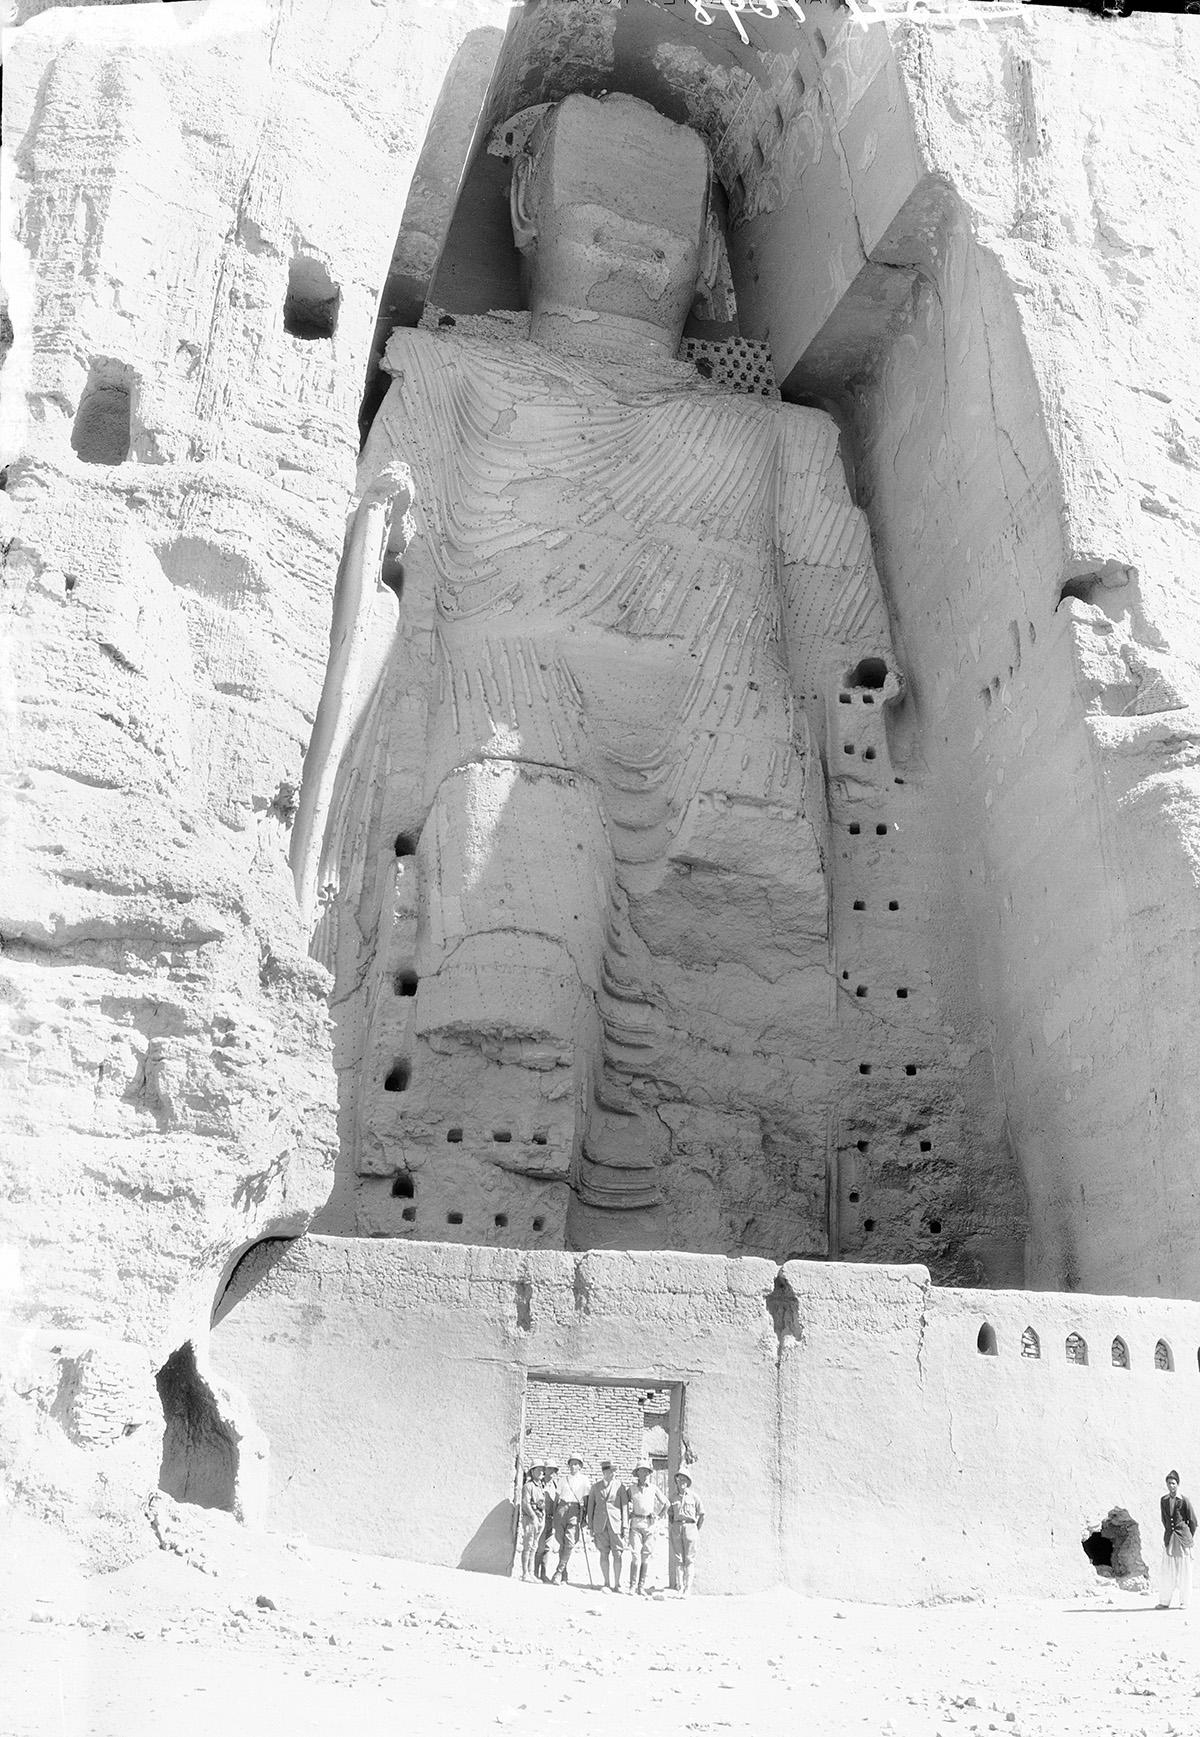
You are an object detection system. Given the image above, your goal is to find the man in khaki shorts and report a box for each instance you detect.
[626,1462,667,1596]
[668,1468,705,1596]
[518,1463,547,1582]
[533,1459,559,1583]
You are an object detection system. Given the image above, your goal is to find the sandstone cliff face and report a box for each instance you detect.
[863,15,1200,1295]
[0,0,508,1393]
[3,0,1199,1489]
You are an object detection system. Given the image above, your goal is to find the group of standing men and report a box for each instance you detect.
[519,1454,705,1596]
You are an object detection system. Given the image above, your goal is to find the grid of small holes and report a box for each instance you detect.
[680,337,780,399]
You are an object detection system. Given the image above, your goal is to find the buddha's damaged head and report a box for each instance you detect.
[510,93,720,352]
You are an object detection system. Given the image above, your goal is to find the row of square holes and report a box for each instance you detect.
[844,1134,938,1238]
[391,1196,545,1234]
[843,975,909,999]
[446,1128,549,1145]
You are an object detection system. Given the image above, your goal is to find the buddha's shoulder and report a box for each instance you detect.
[382,323,532,376]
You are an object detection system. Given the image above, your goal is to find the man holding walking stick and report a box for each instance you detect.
[549,1453,591,1585]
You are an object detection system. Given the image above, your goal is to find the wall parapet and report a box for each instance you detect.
[212,1239,1200,1602]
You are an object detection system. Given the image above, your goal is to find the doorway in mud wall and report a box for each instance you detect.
[517,1375,686,1591]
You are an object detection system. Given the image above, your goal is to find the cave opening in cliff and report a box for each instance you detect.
[284,255,341,340]
[155,1340,238,1513]
[71,360,132,465]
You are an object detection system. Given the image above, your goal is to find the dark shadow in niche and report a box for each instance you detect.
[210,1235,296,1328]
[846,656,888,690]
[457,1498,517,1574]
[766,1270,801,1356]
[284,256,341,340]
[155,1342,237,1513]
[72,360,133,464]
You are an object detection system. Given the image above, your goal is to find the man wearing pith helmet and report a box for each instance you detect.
[626,1461,668,1596]
[550,1453,591,1584]
[668,1467,706,1597]
[533,1458,560,1583]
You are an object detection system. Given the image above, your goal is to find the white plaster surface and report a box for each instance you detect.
[212,1236,1200,1601]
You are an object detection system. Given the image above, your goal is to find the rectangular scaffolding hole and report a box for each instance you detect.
[492,1130,512,1144]
[446,1127,463,1143]
[852,899,865,911]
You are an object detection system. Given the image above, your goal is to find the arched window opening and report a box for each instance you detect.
[1155,1339,1174,1372]
[1066,1332,1088,1366]
[1020,1326,1040,1360]
[977,1322,998,1357]
[1111,1336,1129,1369]
[845,656,888,690]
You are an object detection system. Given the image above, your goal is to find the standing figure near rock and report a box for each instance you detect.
[518,1463,547,1582]
[294,91,896,1250]
[668,1468,705,1597]
[551,1454,591,1584]
[626,1462,668,1596]
[533,1458,560,1584]
[586,1456,629,1592]
[1155,1469,1196,1609]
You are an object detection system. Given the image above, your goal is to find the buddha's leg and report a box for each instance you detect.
[565,644,830,1251]
[356,755,613,1245]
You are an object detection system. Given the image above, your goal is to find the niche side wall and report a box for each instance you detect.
[845,16,1200,1299]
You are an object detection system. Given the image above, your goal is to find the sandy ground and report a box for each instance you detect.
[1,1513,1197,1737]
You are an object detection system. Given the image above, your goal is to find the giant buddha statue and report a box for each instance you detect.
[293,93,897,1252]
